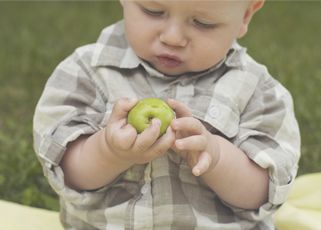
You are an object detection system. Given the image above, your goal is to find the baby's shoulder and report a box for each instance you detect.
[240,53,294,105]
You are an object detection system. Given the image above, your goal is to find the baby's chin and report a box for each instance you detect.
[154,62,204,77]
[142,60,183,76]
[143,57,212,77]
[155,65,212,77]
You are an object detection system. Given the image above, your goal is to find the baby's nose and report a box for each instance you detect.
[159,23,188,48]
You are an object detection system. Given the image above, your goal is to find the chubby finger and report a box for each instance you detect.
[133,119,161,152]
[109,98,138,123]
[148,126,176,158]
[192,151,212,176]
[116,124,138,150]
[167,98,192,118]
[107,119,137,150]
[171,117,204,135]
[175,135,207,152]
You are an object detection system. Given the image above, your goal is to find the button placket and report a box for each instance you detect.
[175,83,194,105]
[141,184,149,194]
[141,163,152,195]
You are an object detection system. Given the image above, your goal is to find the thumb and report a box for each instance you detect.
[167,98,192,118]
[109,98,138,123]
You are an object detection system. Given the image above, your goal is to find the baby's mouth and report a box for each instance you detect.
[157,54,182,68]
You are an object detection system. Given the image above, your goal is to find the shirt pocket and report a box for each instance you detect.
[195,69,260,138]
[197,98,240,138]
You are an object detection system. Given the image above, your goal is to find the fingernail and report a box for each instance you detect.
[193,168,200,176]
[152,118,161,127]
[167,98,174,103]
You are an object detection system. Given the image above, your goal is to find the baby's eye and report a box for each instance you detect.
[141,6,164,17]
[193,19,216,29]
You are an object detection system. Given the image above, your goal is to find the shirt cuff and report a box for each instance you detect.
[44,162,110,208]
[269,176,295,205]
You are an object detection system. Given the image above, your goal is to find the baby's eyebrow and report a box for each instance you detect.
[143,0,164,6]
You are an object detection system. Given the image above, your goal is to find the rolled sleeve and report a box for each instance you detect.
[35,120,112,209]
[33,50,110,207]
[230,79,301,220]
[239,135,299,205]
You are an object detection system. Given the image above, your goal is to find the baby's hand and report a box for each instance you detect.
[105,98,175,166]
[167,99,220,176]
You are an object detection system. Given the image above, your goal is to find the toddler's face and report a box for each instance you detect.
[121,0,253,76]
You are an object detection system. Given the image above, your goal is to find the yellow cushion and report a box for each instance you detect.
[0,200,63,230]
[274,173,321,230]
[1,173,321,230]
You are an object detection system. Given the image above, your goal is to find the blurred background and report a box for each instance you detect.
[0,1,320,211]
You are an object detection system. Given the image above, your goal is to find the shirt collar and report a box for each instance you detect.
[91,20,141,69]
[224,41,247,68]
[91,21,247,75]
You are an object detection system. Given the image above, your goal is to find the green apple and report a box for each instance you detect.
[127,98,175,136]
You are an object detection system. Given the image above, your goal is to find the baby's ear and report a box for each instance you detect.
[238,0,265,38]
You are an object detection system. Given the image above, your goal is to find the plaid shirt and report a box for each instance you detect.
[33,21,300,230]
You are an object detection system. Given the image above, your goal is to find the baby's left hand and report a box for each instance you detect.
[167,99,220,176]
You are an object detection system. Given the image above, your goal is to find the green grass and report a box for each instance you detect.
[0,1,122,211]
[0,1,320,211]
[241,2,321,175]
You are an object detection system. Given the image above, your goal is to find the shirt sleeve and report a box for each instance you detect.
[230,76,301,220]
[33,49,111,207]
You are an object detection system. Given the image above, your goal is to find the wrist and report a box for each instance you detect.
[209,134,222,168]
[211,134,222,167]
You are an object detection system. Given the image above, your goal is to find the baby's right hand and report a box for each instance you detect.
[104,98,175,166]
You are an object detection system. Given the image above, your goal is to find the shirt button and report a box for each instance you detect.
[208,105,221,119]
[141,184,149,194]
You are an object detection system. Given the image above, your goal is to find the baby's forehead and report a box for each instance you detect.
[149,0,250,9]
[135,0,249,17]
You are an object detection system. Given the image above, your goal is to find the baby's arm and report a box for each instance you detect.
[200,135,269,210]
[168,99,269,210]
[61,98,175,190]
